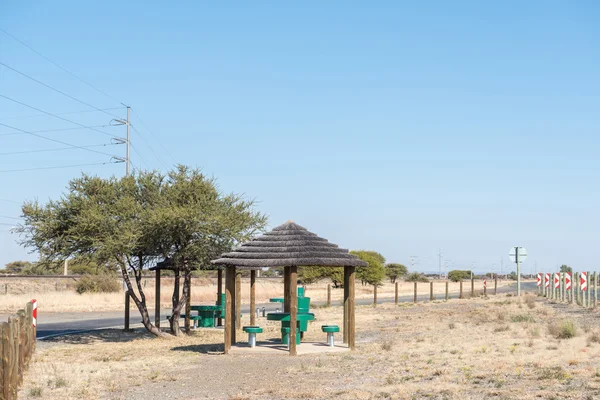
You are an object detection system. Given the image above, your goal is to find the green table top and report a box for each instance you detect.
[191,305,221,312]
[266,312,315,322]
[269,297,284,303]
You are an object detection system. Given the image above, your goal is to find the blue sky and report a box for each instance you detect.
[0,1,598,273]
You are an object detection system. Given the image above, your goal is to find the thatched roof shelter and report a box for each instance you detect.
[212,221,367,268]
[211,221,366,355]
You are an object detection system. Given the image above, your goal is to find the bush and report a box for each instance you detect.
[75,274,121,294]
[548,319,577,339]
[447,270,472,282]
[405,272,429,283]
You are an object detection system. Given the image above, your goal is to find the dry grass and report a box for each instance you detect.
[0,278,520,313]
[18,289,600,399]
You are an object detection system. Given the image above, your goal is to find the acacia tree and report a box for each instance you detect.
[385,263,407,283]
[351,250,386,286]
[17,167,266,337]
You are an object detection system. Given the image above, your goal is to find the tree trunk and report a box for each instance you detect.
[169,270,182,336]
[118,259,168,338]
[170,269,192,337]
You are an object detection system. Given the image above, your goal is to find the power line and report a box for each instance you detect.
[130,124,168,169]
[0,215,20,220]
[0,122,120,157]
[0,124,115,137]
[0,161,121,174]
[0,198,20,204]
[0,143,120,156]
[0,27,123,106]
[0,222,16,226]
[0,61,122,119]
[0,107,124,121]
[130,142,150,169]
[0,94,120,139]
[130,108,177,164]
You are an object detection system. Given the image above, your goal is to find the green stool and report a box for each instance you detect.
[281,327,301,348]
[243,326,263,348]
[321,325,340,347]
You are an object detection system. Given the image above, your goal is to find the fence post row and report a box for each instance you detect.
[0,302,37,400]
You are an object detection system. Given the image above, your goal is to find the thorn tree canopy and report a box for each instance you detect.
[16,166,267,337]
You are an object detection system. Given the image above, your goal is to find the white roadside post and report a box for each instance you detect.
[509,247,528,297]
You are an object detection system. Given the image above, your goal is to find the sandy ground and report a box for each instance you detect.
[0,278,518,313]
[17,289,600,400]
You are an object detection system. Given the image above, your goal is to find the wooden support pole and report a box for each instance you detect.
[459,280,463,299]
[155,269,161,328]
[217,269,223,327]
[327,284,331,307]
[224,267,235,354]
[16,311,24,386]
[445,281,449,301]
[395,282,399,304]
[235,272,241,329]
[289,266,298,355]
[413,281,417,303]
[250,270,256,326]
[430,281,434,301]
[343,267,349,344]
[347,266,356,350]
[484,280,487,297]
[587,271,591,308]
[284,267,291,313]
[373,285,377,306]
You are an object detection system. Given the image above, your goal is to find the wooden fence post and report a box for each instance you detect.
[594,272,598,308]
[1,322,9,400]
[459,281,463,299]
[429,281,434,301]
[471,276,474,297]
[494,277,498,295]
[373,285,377,306]
[394,282,398,305]
[445,281,449,301]
[413,282,417,303]
[327,284,331,307]
[16,311,25,386]
[9,316,18,399]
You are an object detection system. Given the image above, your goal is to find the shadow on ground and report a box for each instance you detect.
[42,328,153,344]
[171,343,224,354]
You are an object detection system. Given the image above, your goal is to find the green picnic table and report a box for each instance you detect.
[191,305,221,328]
[267,312,315,344]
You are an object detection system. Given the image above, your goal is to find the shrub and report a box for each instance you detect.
[524,297,536,309]
[405,272,429,283]
[548,319,577,339]
[75,273,121,294]
[511,314,536,323]
[447,270,472,282]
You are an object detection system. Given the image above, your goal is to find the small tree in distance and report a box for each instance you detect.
[385,263,408,283]
[560,265,572,273]
[447,270,472,282]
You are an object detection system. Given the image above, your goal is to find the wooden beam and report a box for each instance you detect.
[224,267,235,354]
[217,269,223,327]
[347,266,356,350]
[250,270,256,326]
[235,272,241,330]
[289,266,298,355]
[155,269,161,328]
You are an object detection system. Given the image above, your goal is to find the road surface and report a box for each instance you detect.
[36,281,536,339]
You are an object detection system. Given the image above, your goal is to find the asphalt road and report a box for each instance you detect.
[36,281,537,339]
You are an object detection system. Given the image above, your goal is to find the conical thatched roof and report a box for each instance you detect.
[211,221,368,269]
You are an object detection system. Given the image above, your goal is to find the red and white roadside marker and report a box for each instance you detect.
[545,273,550,288]
[581,272,588,291]
[31,299,37,327]
[483,278,487,289]
[566,272,572,290]
[554,273,560,289]
[537,273,542,287]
